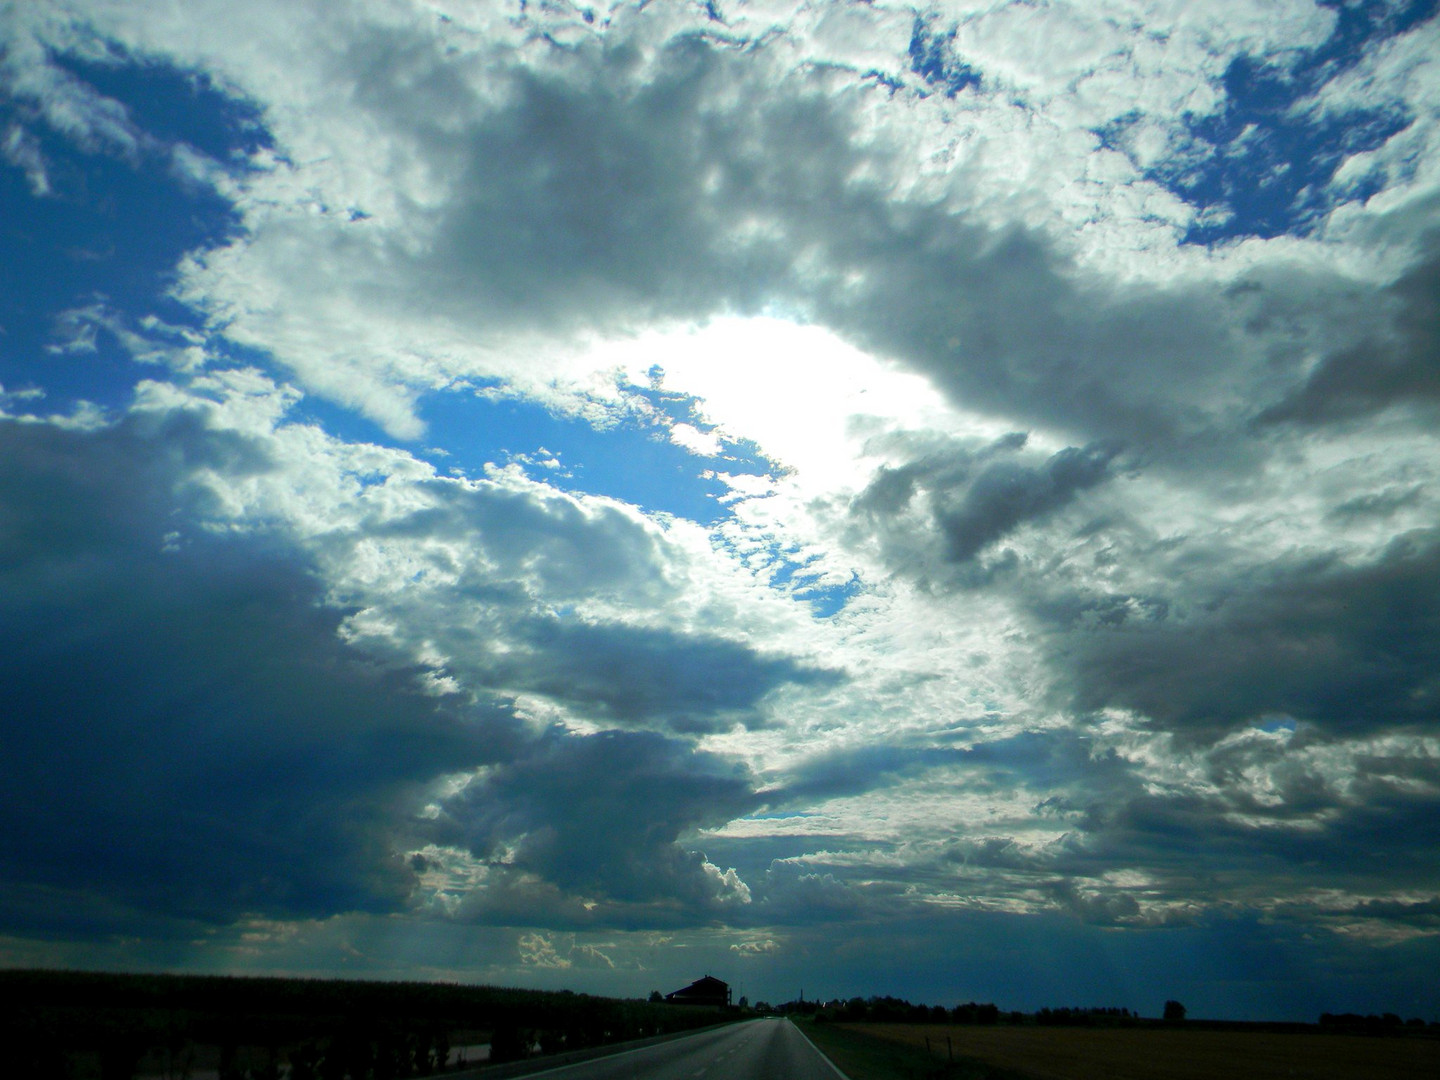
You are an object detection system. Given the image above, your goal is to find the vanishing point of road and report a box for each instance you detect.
[508,1018,848,1080]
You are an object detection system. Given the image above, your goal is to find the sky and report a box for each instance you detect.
[2,0,1439,1023]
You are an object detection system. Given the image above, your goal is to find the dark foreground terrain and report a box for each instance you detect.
[0,969,730,1079]
[803,1021,1440,1080]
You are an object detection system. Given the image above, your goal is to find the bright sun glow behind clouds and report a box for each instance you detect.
[589,316,992,494]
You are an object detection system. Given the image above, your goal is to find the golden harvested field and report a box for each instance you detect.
[841,1023,1440,1080]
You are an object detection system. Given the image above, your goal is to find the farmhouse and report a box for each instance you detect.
[665,975,731,1008]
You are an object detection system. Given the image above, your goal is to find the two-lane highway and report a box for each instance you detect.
[508,1018,847,1080]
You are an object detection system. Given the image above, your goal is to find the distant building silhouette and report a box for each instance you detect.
[665,975,731,1008]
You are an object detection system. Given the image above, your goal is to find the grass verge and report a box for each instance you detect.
[798,1020,1041,1080]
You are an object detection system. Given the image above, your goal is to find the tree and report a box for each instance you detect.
[99,1033,148,1080]
[1163,1000,1186,1021]
[288,1042,322,1080]
[489,1025,529,1064]
[430,1028,450,1073]
[648,991,663,1003]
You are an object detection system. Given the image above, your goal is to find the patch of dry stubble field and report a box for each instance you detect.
[842,1023,1440,1080]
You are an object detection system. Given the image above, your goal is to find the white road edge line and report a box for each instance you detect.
[788,1019,854,1080]
[502,1021,754,1080]
[492,1037,666,1080]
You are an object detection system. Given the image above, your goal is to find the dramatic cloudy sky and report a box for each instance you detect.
[3,0,1439,1021]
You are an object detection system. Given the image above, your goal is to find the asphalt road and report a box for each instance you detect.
[505,1018,848,1080]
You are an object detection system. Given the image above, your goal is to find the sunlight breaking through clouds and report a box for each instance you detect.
[2,0,1440,1019]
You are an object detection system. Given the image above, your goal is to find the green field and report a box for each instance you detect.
[803,1021,1440,1080]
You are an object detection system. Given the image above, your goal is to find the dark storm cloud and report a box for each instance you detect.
[362,478,673,602]
[1259,235,1440,425]
[495,616,840,734]
[935,442,1120,563]
[851,431,1028,519]
[767,727,1132,808]
[749,859,902,925]
[766,743,970,803]
[1088,760,1440,887]
[1339,897,1440,930]
[0,405,819,936]
[938,725,1440,924]
[960,728,1138,795]
[850,433,1122,583]
[340,28,798,332]
[748,720,1440,939]
[818,225,1250,450]
[1041,530,1440,738]
[336,477,843,734]
[1327,483,1424,521]
[0,412,508,932]
[427,727,760,920]
[1046,746,1440,928]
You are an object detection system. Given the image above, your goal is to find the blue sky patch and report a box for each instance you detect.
[52,51,271,162]
[415,384,774,526]
[908,15,982,97]
[1100,0,1435,244]
[0,52,260,412]
[792,572,861,618]
[744,539,860,618]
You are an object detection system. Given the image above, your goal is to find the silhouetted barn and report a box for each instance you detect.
[665,975,731,1008]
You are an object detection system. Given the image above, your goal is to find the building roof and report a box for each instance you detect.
[665,975,730,1005]
[680,975,727,991]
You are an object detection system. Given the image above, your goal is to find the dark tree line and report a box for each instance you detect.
[799,995,1178,1027]
[1036,1006,1144,1027]
[1319,1012,1433,1033]
[804,996,1011,1025]
[0,969,731,1080]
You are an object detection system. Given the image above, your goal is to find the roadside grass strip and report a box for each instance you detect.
[797,1020,1039,1080]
